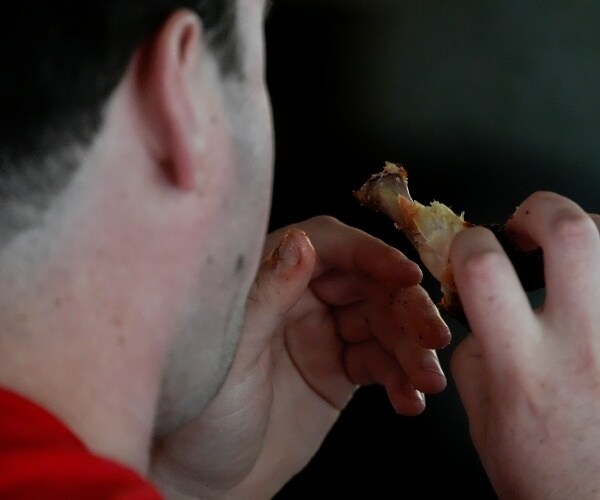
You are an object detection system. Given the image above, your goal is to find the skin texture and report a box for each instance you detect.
[450,192,600,499]
[152,217,450,498]
[0,1,450,498]
[2,1,599,498]
[0,1,273,476]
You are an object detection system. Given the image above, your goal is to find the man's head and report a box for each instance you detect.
[0,0,274,446]
[0,1,238,240]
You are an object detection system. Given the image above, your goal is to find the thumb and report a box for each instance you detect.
[241,228,316,362]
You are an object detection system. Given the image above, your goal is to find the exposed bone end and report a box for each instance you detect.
[354,162,471,315]
[354,162,545,327]
[352,162,413,228]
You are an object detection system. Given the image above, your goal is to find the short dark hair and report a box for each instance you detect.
[0,1,236,240]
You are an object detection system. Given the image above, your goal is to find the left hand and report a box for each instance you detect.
[449,193,600,499]
[151,216,451,499]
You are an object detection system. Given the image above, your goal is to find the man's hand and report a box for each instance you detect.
[151,216,450,499]
[450,192,600,499]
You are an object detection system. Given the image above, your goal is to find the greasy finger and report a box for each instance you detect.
[390,285,451,349]
[299,216,423,287]
[309,270,379,306]
[332,286,450,349]
[509,192,600,315]
[343,340,426,416]
[350,298,447,393]
[242,229,316,367]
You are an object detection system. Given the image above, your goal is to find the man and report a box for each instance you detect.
[0,1,450,497]
[3,1,600,499]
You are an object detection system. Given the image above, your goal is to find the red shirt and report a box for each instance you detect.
[0,388,163,499]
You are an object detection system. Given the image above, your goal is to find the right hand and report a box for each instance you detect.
[449,191,600,499]
[152,216,450,499]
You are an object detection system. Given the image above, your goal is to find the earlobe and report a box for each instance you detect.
[136,9,205,191]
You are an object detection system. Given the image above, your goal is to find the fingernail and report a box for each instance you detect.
[277,231,300,268]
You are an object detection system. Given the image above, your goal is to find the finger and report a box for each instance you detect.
[371,309,447,394]
[390,285,451,349]
[450,334,489,448]
[590,213,600,231]
[506,206,600,251]
[299,216,423,287]
[308,270,381,306]
[450,226,539,358]
[242,229,316,366]
[343,340,427,416]
[335,292,447,393]
[507,192,600,318]
[332,286,450,349]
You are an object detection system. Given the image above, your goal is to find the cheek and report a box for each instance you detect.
[228,83,274,238]
[234,88,274,183]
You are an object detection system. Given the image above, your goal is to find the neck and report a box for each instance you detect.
[0,237,170,475]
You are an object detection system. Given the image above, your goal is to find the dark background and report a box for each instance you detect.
[265,1,600,497]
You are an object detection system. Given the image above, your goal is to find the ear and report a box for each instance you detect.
[137,10,205,191]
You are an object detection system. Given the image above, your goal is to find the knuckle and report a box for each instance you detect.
[461,248,506,284]
[550,210,598,246]
[309,214,340,228]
